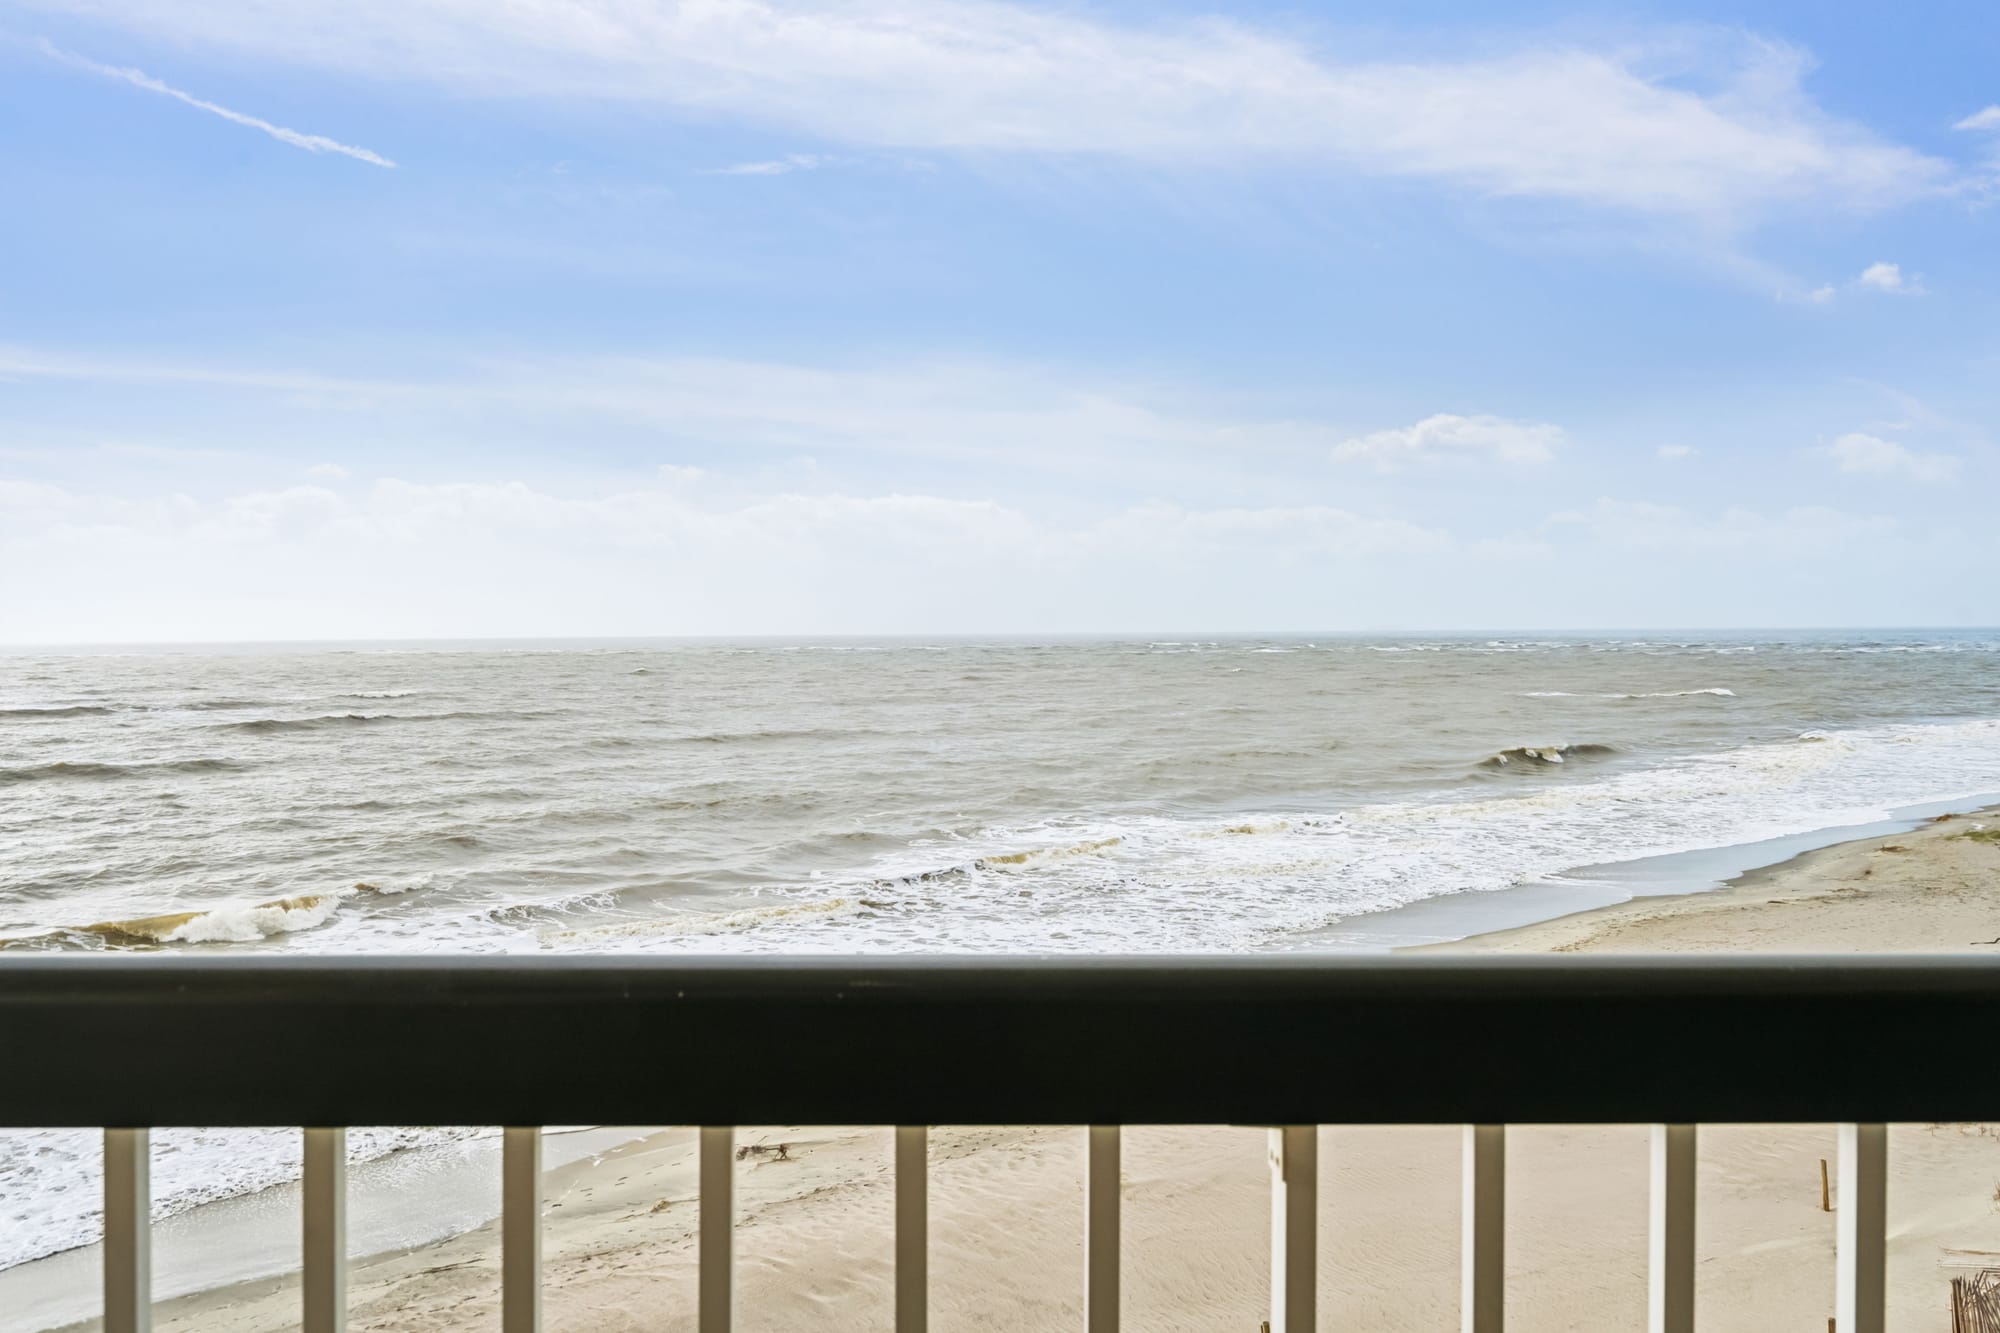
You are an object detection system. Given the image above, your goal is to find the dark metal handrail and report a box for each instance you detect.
[3,954,1995,1126]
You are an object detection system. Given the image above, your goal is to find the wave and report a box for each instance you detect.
[542,895,880,944]
[674,727,864,745]
[976,836,1123,869]
[1478,743,1620,771]
[0,704,114,719]
[4,880,418,951]
[0,757,241,786]
[217,710,526,734]
[219,713,400,734]
[84,893,347,945]
[862,835,1126,893]
[1520,688,1735,699]
[1200,819,1294,836]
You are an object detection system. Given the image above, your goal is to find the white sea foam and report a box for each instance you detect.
[541,715,2000,957]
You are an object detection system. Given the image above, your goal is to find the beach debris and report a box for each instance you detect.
[736,1142,792,1162]
[1951,1267,2000,1332]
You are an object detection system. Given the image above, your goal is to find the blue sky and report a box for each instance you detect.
[1,0,1995,639]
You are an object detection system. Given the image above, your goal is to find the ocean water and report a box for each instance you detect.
[4,629,2000,1274]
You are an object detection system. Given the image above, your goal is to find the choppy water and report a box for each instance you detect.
[4,629,2000,1272]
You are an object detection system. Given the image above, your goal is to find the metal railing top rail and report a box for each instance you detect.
[1,954,1996,1127]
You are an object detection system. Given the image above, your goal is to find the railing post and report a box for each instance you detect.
[1268,1126,1316,1333]
[502,1127,542,1333]
[896,1126,927,1333]
[1462,1124,1504,1333]
[103,1128,151,1333]
[1836,1123,1886,1333]
[1648,1124,1695,1333]
[1087,1126,1121,1333]
[700,1127,734,1333]
[303,1127,348,1333]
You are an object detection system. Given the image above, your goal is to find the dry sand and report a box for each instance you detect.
[56,808,2000,1331]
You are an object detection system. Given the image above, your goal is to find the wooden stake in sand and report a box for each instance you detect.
[1821,1159,1832,1213]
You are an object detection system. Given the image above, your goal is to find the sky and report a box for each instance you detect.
[0,0,1996,640]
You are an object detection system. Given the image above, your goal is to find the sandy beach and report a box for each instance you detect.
[44,807,2000,1331]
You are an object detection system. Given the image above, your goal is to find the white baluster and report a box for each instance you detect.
[1835,1123,1886,1333]
[1461,1125,1504,1333]
[1268,1126,1316,1333]
[1648,1124,1694,1333]
[1086,1126,1120,1333]
[103,1128,151,1333]
[303,1127,348,1333]
[896,1126,928,1333]
[503,1127,542,1333]
[700,1127,735,1333]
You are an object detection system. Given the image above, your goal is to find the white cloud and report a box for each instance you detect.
[1857,261,1922,294]
[35,40,395,167]
[1955,106,2000,132]
[1826,432,1956,482]
[1331,414,1561,469]
[13,4,1951,224]
[305,462,350,481]
[1656,444,1696,460]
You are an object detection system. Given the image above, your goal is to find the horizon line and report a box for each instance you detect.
[3,625,1995,652]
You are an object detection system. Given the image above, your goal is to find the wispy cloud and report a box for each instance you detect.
[704,153,836,177]
[12,4,1956,226]
[36,39,395,168]
[1955,106,2000,132]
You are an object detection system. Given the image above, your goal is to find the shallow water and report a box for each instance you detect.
[3,629,1999,1269]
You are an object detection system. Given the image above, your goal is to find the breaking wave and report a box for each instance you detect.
[3,882,411,950]
[976,836,1123,868]
[1478,743,1620,770]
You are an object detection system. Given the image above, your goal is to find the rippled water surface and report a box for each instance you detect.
[5,631,2000,955]
[4,630,1999,1271]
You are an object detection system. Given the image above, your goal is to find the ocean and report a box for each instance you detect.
[3,629,2000,1279]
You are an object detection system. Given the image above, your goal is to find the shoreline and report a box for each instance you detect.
[9,805,2000,1330]
[1421,800,2000,955]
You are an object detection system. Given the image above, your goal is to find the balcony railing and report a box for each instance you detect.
[4,955,1997,1333]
